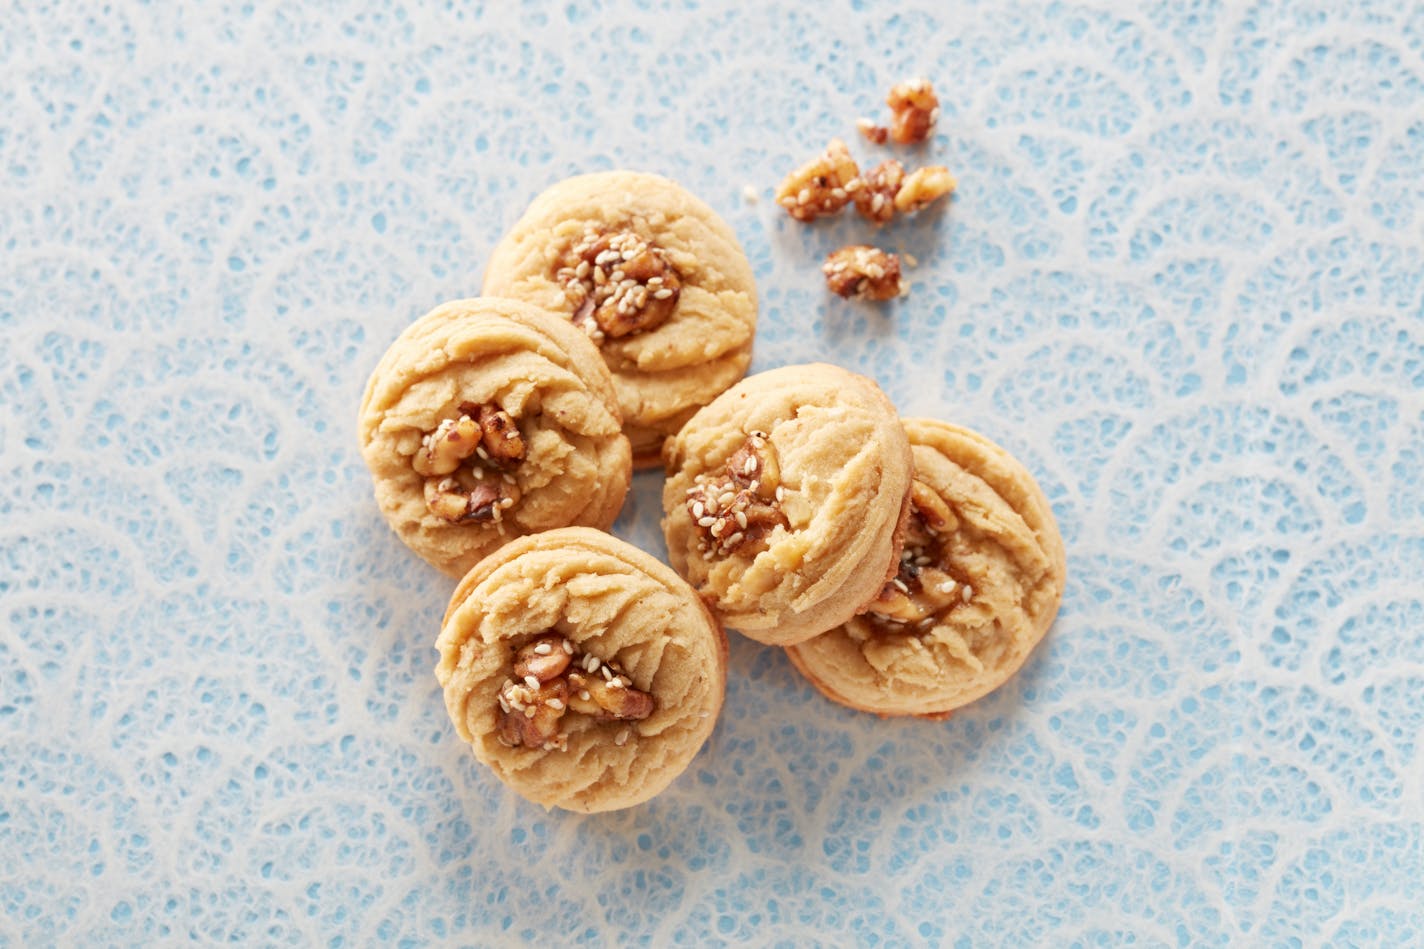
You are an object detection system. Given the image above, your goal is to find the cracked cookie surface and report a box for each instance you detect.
[435,527,726,813]
[661,364,913,646]
[483,171,758,466]
[785,418,1066,717]
[358,298,632,578]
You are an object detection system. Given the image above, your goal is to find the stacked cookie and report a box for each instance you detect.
[358,172,1064,813]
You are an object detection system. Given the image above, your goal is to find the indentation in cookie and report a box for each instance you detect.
[495,632,655,753]
[554,227,682,343]
[682,430,789,559]
[413,402,525,525]
[865,480,974,629]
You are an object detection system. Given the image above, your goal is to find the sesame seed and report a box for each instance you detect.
[472,467,484,479]
[939,580,958,594]
[601,666,613,680]
[719,491,736,507]
[475,446,489,461]
[892,578,910,593]
[498,696,510,713]
[587,656,600,673]
[742,185,759,204]
[775,486,785,502]
[725,531,744,547]
[547,698,564,710]
[735,511,748,529]
[962,585,973,602]
[615,729,630,746]
[534,642,552,655]
[743,457,757,475]
[797,187,812,204]
[562,640,574,654]
[524,675,540,690]
[654,288,674,299]
[579,690,591,701]
[607,678,624,690]
[524,706,537,718]
[692,501,705,518]
[698,516,715,528]
[915,555,932,566]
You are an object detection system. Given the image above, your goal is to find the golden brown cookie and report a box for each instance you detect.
[435,527,726,813]
[482,171,758,465]
[785,418,1066,717]
[661,364,913,646]
[358,298,631,578]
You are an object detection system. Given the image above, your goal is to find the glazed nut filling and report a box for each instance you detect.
[683,430,789,560]
[413,402,526,525]
[554,227,683,344]
[774,138,862,222]
[866,480,974,631]
[495,633,656,752]
[823,245,903,301]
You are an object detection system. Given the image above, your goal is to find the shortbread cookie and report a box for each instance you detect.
[435,528,726,813]
[358,298,631,578]
[661,364,913,646]
[482,171,758,465]
[785,418,1065,717]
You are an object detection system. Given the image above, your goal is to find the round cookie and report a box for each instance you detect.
[661,363,913,646]
[785,418,1066,717]
[482,171,758,465]
[435,527,727,813]
[358,298,631,578]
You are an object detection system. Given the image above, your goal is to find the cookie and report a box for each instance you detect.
[358,298,631,578]
[435,527,727,813]
[482,171,758,465]
[785,418,1066,717]
[661,363,913,646]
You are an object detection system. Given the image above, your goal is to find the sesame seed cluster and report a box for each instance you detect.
[554,226,683,344]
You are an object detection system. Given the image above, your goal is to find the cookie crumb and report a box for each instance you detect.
[742,185,759,204]
[823,245,903,301]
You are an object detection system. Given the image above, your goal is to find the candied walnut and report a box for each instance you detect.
[823,246,903,301]
[774,138,861,222]
[853,159,905,225]
[495,633,655,751]
[894,166,956,214]
[415,402,525,524]
[886,78,939,145]
[554,228,682,343]
[685,430,789,559]
[866,480,972,631]
[856,117,889,146]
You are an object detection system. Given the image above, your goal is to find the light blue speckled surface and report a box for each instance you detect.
[2,0,1423,944]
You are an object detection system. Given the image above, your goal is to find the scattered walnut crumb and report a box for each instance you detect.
[774,138,861,222]
[886,78,939,144]
[895,166,956,214]
[856,117,888,145]
[823,246,903,301]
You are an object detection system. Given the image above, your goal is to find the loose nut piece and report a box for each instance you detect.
[415,402,526,524]
[774,138,861,222]
[823,246,903,301]
[685,431,789,559]
[852,159,955,225]
[555,227,682,343]
[857,78,940,145]
[894,166,956,214]
[495,632,656,750]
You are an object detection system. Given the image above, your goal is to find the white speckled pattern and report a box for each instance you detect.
[2,1,1422,944]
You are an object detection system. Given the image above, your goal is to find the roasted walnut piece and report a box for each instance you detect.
[554,227,682,343]
[857,78,940,145]
[867,480,972,629]
[823,245,903,301]
[414,402,525,524]
[496,633,655,752]
[774,138,862,222]
[684,430,789,559]
[851,159,955,224]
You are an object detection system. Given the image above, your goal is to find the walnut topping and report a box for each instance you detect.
[774,138,861,222]
[685,430,789,559]
[415,402,525,524]
[554,227,681,343]
[496,633,654,751]
[866,480,969,630]
[823,246,903,301]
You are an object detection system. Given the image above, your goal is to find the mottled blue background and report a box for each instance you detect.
[2,0,1422,945]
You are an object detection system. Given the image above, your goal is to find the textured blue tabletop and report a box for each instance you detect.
[3,1,1423,945]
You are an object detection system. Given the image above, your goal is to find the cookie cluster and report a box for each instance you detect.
[358,172,1064,813]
